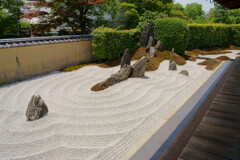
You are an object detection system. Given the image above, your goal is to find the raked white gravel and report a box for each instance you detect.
[0,51,239,160]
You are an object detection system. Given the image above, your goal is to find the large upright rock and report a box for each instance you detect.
[145,36,156,58]
[169,48,177,71]
[26,95,48,121]
[100,64,132,86]
[120,49,131,68]
[132,56,149,77]
[145,36,155,52]
[140,23,154,47]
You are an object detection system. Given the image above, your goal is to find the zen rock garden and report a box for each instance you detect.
[25,23,189,121]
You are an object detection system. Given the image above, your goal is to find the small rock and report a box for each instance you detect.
[120,49,131,68]
[132,56,149,77]
[26,95,48,121]
[169,61,177,71]
[179,70,189,76]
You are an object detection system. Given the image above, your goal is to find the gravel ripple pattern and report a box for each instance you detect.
[1,55,232,160]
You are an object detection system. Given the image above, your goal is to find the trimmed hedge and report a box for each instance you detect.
[187,24,232,50]
[92,27,139,60]
[230,25,240,46]
[153,18,189,55]
[187,24,240,50]
[92,23,240,61]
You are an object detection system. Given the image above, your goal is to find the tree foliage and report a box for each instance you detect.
[169,3,190,21]
[22,0,118,34]
[0,0,24,37]
[208,4,240,24]
[120,0,173,28]
[137,11,167,32]
[184,2,205,20]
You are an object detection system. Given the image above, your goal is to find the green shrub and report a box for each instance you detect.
[187,24,231,50]
[92,27,139,60]
[230,25,240,46]
[153,18,189,55]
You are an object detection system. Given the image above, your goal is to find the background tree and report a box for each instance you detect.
[0,0,24,38]
[22,0,118,34]
[91,0,119,28]
[169,3,190,21]
[174,3,184,12]
[184,2,205,21]
[137,11,167,32]
[208,4,240,24]
[119,0,173,28]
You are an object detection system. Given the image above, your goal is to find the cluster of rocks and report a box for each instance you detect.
[169,48,189,76]
[91,51,149,91]
[141,23,188,76]
[141,23,165,58]
[91,23,190,92]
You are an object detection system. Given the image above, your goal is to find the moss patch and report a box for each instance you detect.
[131,47,148,61]
[198,59,222,70]
[61,57,122,72]
[91,83,109,92]
[61,64,99,72]
[226,45,240,50]
[216,56,232,61]
[186,49,231,56]
[145,51,165,71]
[131,49,186,72]
[62,48,186,73]
[161,51,186,65]
[188,56,196,61]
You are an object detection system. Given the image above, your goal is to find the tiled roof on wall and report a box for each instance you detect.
[0,35,93,49]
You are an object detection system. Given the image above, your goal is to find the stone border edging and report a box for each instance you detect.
[129,61,233,160]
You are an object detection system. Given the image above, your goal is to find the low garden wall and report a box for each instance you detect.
[0,35,93,85]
